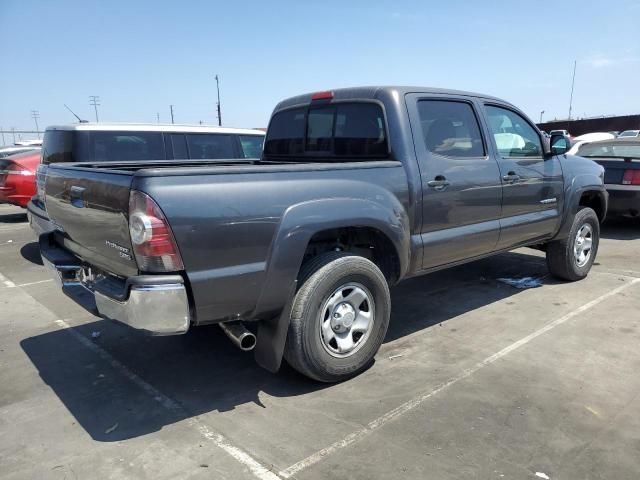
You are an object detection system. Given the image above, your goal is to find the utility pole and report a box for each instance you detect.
[567,60,577,121]
[156,112,160,124]
[539,110,545,123]
[215,74,222,126]
[169,105,175,124]
[89,95,101,122]
[31,110,41,138]
[1,126,5,145]
[11,127,16,144]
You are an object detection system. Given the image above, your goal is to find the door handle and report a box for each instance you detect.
[502,172,521,183]
[427,176,450,191]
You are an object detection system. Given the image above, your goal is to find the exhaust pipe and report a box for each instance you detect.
[219,321,256,351]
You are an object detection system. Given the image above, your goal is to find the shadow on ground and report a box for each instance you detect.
[0,211,27,223]
[21,250,548,442]
[20,241,43,266]
[601,216,640,240]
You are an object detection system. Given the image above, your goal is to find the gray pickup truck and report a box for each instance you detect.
[40,86,607,382]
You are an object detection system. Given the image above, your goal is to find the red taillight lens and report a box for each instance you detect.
[311,91,334,101]
[622,169,640,185]
[129,190,184,272]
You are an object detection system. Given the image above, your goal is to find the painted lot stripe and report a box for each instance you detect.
[280,277,640,478]
[54,318,281,480]
[0,272,16,288]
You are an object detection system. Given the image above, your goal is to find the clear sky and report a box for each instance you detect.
[1,0,639,136]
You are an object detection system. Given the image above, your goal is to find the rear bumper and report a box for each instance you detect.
[40,233,191,335]
[604,184,640,216]
[26,199,55,236]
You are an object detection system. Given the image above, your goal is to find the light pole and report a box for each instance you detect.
[31,110,41,138]
[89,96,101,122]
[539,110,545,123]
[170,105,175,124]
[567,60,577,121]
[215,74,222,126]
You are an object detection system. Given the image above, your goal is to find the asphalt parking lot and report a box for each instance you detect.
[1,203,639,480]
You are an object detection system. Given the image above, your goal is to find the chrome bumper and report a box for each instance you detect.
[41,237,190,335]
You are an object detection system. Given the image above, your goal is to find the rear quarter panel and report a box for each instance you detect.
[134,163,411,324]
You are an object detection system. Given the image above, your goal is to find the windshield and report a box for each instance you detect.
[577,141,640,159]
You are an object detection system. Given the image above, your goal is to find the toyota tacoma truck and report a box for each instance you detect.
[39,86,607,382]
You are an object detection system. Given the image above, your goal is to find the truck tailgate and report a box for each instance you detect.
[44,165,138,277]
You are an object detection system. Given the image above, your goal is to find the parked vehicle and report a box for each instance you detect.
[618,130,640,138]
[549,129,571,137]
[27,124,265,236]
[15,139,43,147]
[0,146,39,158]
[39,87,607,382]
[567,132,615,155]
[0,150,40,207]
[575,138,640,217]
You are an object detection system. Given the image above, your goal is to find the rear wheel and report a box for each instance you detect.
[546,207,600,281]
[284,252,390,382]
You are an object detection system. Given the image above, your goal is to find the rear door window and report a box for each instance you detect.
[417,100,485,158]
[264,102,388,160]
[239,135,264,158]
[185,134,235,159]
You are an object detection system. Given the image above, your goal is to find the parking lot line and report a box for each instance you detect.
[0,272,16,288]
[53,318,281,480]
[279,277,640,479]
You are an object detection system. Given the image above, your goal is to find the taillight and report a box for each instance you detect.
[0,163,31,176]
[36,164,46,201]
[622,169,640,186]
[128,190,184,272]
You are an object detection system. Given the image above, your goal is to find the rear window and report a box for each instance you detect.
[577,142,640,159]
[264,102,388,160]
[42,131,74,164]
[239,135,264,158]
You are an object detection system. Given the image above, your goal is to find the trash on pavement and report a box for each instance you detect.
[497,277,543,289]
[535,473,550,479]
[91,331,101,339]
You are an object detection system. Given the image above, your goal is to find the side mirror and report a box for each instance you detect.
[549,134,570,155]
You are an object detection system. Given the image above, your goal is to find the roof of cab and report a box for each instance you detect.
[44,123,265,135]
[275,86,510,111]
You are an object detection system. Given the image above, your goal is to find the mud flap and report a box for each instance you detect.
[254,280,297,372]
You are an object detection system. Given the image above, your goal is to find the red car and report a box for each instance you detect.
[0,150,40,208]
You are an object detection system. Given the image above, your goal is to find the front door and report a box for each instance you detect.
[406,95,503,269]
[482,104,564,249]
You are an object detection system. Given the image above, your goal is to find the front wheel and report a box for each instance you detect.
[284,252,391,382]
[546,207,600,281]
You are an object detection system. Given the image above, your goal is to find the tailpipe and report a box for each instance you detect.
[219,321,256,351]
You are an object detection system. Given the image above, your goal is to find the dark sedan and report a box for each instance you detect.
[576,138,640,217]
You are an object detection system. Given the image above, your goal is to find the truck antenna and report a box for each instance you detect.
[64,104,87,123]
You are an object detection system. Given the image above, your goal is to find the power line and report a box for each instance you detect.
[215,74,222,126]
[89,95,101,122]
[31,110,41,139]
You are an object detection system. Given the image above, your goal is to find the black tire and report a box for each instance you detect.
[546,207,600,281]
[284,252,391,382]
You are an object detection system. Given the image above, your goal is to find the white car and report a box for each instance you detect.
[568,132,615,155]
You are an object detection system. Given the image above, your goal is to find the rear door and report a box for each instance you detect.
[482,104,564,249]
[406,94,503,269]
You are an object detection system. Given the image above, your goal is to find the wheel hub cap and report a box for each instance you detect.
[573,223,593,268]
[319,283,375,358]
